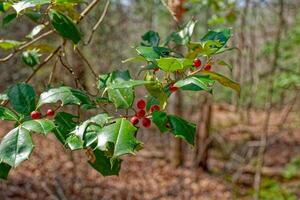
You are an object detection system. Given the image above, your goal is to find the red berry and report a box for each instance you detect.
[142,117,151,128]
[46,109,55,117]
[30,111,41,119]
[204,64,212,71]
[150,105,160,113]
[136,109,146,119]
[130,116,139,126]
[169,83,179,93]
[137,99,146,109]
[193,58,202,68]
[154,68,160,72]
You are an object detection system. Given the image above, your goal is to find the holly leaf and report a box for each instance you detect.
[49,9,81,44]
[12,0,50,13]
[26,24,45,39]
[0,162,11,180]
[152,111,169,132]
[166,20,197,45]
[0,40,25,50]
[174,75,215,92]
[22,119,55,135]
[3,12,17,26]
[107,80,152,89]
[122,56,147,63]
[96,118,142,158]
[22,49,41,67]
[169,115,196,146]
[7,83,36,115]
[37,86,92,108]
[53,112,77,144]
[0,127,34,167]
[102,70,135,109]
[201,70,240,95]
[136,46,170,61]
[66,113,110,150]
[156,58,193,72]
[136,46,160,61]
[141,30,160,47]
[71,113,109,140]
[89,148,122,176]
[66,134,83,150]
[200,28,231,53]
[0,106,19,121]
[144,73,167,109]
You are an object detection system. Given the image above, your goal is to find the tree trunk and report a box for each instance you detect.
[193,95,212,171]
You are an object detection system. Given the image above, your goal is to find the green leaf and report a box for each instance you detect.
[107,80,152,89]
[122,56,147,63]
[102,70,135,109]
[22,119,55,135]
[156,57,193,72]
[152,111,169,133]
[0,127,34,167]
[89,148,122,176]
[21,49,41,67]
[37,86,92,108]
[3,12,17,26]
[141,31,160,47]
[166,20,197,45]
[12,0,50,13]
[0,2,12,12]
[26,25,45,39]
[71,113,109,140]
[7,83,36,115]
[144,73,167,109]
[200,28,231,53]
[96,118,142,158]
[174,75,215,92]
[66,113,109,149]
[53,112,78,144]
[0,40,25,50]
[201,71,240,95]
[66,134,83,150]
[0,162,11,180]
[136,46,160,61]
[0,106,19,121]
[49,9,81,44]
[169,115,196,146]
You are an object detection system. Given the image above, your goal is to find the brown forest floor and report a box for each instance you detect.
[0,104,299,200]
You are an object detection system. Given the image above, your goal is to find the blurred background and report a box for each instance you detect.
[1,0,300,199]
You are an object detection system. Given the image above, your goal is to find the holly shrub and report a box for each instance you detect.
[0,0,240,179]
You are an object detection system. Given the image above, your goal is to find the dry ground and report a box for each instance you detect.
[0,105,299,200]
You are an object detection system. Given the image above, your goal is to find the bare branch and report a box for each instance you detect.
[85,0,110,45]
[75,47,97,78]
[0,30,55,63]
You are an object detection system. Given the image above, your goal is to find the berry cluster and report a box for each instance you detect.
[30,109,55,119]
[130,99,160,128]
[193,58,212,71]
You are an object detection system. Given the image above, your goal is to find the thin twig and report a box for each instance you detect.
[75,47,97,78]
[47,57,59,85]
[59,55,80,88]
[85,0,110,45]
[0,30,55,62]
[160,0,179,22]
[78,0,101,22]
